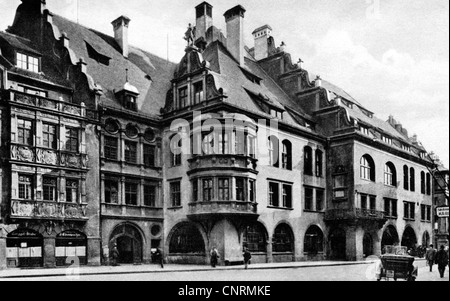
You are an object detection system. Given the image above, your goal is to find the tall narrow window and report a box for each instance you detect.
[384,162,397,186]
[18,175,33,200]
[42,123,57,149]
[282,140,292,170]
[124,141,137,164]
[249,180,255,203]
[143,185,157,207]
[66,179,79,203]
[403,165,409,190]
[304,146,313,175]
[269,182,279,207]
[193,81,204,105]
[420,171,426,194]
[65,127,79,152]
[125,181,138,206]
[171,181,181,207]
[360,155,375,181]
[268,136,279,167]
[218,178,230,201]
[202,178,213,202]
[178,87,188,108]
[43,177,57,201]
[104,179,119,204]
[282,184,292,208]
[315,150,323,177]
[18,119,33,146]
[236,178,245,201]
[304,187,314,211]
[143,145,156,168]
[104,136,118,160]
[426,173,431,195]
[171,134,182,166]
[316,189,324,211]
[410,168,416,192]
[192,179,198,202]
[361,194,368,209]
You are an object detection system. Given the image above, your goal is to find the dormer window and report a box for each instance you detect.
[270,109,283,120]
[402,144,411,152]
[193,81,204,105]
[16,52,39,73]
[420,152,427,159]
[125,95,137,111]
[359,125,370,136]
[178,86,188,108]
[382,136,392,145]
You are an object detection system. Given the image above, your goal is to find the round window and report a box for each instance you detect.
[105,119,120,134]
[125,124,139,138]
[151,225,161,237]
[144,128,156,142]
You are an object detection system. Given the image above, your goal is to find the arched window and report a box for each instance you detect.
[420,171,426,194]
[315,149,323,177]
[268,136,279,168]
[304,146,313,175]
[281,140,292,170]
[243,223,267,253]
[272,224,294,253]
[403,165,409,190]
[169,223,205,254]
[410,167,415,191]
[384,162,397,186]
[304,226,324,254]
[426,173,431,195]
[360,155,375,181]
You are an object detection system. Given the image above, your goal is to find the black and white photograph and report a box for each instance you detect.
[0,0,448,290]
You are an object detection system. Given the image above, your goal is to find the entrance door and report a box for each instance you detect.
[363,233,373,257]
[329,229,346,260]
[6,229,43,268]
[110,223,143,264]
[56,230,87,266]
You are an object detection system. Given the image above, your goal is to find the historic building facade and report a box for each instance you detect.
[0,0,437,269]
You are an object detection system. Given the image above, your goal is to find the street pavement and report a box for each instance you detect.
[1,258,447,281]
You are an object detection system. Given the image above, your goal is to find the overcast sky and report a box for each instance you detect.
[1,0,449,166]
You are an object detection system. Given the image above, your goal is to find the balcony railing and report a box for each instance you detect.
[10,200,88,221]
[188,201,258,219]
[7,90,98,120]
[325,208,386,221]
[188,154,258,174]
[10,144,88,169]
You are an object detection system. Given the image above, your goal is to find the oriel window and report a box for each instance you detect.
[202,178,213,202]
[18,175,33,200]
[236,178,245,201]
[43,177,57,202]
[218,178,230,201]
[18,119,33,146]
[66,179,79,203]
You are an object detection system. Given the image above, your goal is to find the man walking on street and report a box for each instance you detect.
[435,245,449,278]
[426,244,437,272]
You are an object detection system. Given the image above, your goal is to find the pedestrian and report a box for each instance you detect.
[425,244,437,272]
[110,243,120,266]
[435,245,449,278]
[155,247,164,268]
[243,247,252,269]
[210,247,219,268]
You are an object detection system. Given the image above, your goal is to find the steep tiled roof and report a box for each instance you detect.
[0,31,41,56]
[202,41,317,133]
[50,14,176,117]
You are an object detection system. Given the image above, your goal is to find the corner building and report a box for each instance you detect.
[0,0,435,268]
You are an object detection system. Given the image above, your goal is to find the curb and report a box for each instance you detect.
[0,260,381,279]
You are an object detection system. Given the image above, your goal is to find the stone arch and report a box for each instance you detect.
[109,222,144,264]
[242,221,268,253]
[167,222,206,255]
[381,224,400,252]
[304,225,325,254]
[401,226,417,250]
[272,222,295,253]
[363,232,374,257]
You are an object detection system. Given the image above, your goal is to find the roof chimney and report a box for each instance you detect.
[195,2,213,43]
[252,24,272,61]
[224,5,246,65]
[112,16,131,58]
[315,76,322,87]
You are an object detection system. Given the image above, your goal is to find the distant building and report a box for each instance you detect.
[0,0,436,269]
[431,156,449,248]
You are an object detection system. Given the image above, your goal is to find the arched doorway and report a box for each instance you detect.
[272,223,294,262]
[363,233,373,257]
[56,230,87,266]
[401,227,417,250]
[109,223,143,264]
[6,229,43,268]
[304,225,324,255]
[381,225,399,253]
[169,223,205,254]
[329,228,346,260]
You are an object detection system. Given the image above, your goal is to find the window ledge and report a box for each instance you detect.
[303,210,325,214]
[168,206,183,210]
[267,206,294,211]
[403,218,415,221]
[386,216,398,220]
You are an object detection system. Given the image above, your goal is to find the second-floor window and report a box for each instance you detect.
[43,177,57,202]
[104,136,118,160]
[143,185,157,207]
[202,178,213,202]
[384,198,398,218]
[236,178,245,201]
[66,179,79,203]
[18,119,33,146]
[218,178,230,201]
[282,185,292,208]
[42,123,58,149]
[404,202,415,220]
[304,146,313,175]
[171,181,181,207]
[143,145,156,168]
[360,194,376,211]
[104,179,119,204]
[18,174,33,200]
[65,127,79,153]
[16,52,39,73]
[124,141,137,164]
[421,204,432,222]
[125,181,138,206]
[315,150,323,177]
[269,182,280,207]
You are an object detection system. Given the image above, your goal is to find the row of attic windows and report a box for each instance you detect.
[16,52,40,73]
[358,124,426,158]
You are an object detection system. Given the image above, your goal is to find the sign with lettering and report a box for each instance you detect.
[436,206,449,218]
